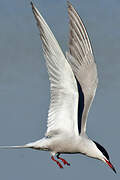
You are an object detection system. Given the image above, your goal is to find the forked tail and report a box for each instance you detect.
[0,144,33,149]
[0,138,49,151]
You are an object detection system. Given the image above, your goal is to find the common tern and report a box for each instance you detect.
[0,1,116,173]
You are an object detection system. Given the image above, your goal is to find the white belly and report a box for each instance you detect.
[47,134,82,154]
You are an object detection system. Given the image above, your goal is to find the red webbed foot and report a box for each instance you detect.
[56,153,70,166]
[51,156,63,169]
[58,157,70,166]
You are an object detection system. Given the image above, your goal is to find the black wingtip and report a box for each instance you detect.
[30,1,34,8]
[67,1,71,8]
[67,1,73,12]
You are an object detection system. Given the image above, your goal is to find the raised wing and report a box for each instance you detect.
[31,2,79,137]
[67,1,98,134]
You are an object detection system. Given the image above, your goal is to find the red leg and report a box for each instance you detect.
[58,157,70,166]
[56,154,70,166]
[51,156,63,168]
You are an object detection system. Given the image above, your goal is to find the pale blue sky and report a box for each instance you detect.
[0,0,120,179]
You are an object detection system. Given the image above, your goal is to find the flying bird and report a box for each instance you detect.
[0,1,116,173]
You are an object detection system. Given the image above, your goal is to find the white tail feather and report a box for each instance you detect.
[0,144,32,149]
[0,138,49,151]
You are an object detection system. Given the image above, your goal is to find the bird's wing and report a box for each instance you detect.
[66,2,98,134]
[31,2,79,137]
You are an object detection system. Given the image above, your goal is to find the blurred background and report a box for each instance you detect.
[0,0,119,179]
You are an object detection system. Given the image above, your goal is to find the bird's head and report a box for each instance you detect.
[93,141,116,173]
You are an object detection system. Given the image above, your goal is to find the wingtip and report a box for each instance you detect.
[67,1,74,13]
[30,1,35,10]
[67,1,73,8]
[30,1,38,17]
[67,1,71,7]
[30,1,33,6]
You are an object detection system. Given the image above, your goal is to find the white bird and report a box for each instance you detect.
[0,1,116,173]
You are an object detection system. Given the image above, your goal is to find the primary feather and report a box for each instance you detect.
[66,1,98,134]
[31,2,79,137]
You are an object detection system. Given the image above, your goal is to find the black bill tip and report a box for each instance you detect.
[105,159,117,174]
